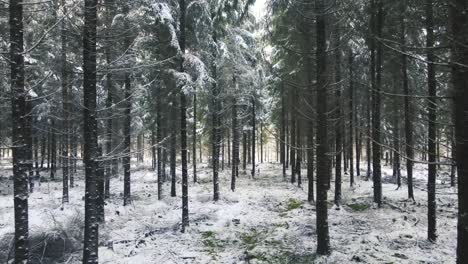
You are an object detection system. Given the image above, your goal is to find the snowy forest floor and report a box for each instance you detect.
[0,161,458,263]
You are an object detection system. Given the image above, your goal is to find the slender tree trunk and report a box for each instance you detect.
[170,95,177,197]
[123,3,132,206]
[180,0,189,232]
[334,31,342,205]
[426,0,437,242]
[392,76,401,188]
[451,0,468,261]
[281,83,286,179]
[371,0,383,207]
[82,0,99,261]
[26,99,33,193]
[290,108,296,183]
[243,131,247,171]
[61,0,69,204]
[231,97,238,191]
[157,86,162,200]
[212,34,220,201]
[193,91,197,182]
[349,51,355,187]
[40,135,45,169]
[400,2,414,199]
[315,0,330,255]
[356,119,361,176]
[251,97,256,178]
[260,123,263,163]
[10,0,30,260]
[51,120,56,180]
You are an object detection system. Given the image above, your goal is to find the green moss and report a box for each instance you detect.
[286,199,304,211]
[347,203,370,212]
[201,231,224,255]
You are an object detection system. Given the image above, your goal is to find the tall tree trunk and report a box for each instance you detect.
[170,95,177,197]
[315,0,330,255]
[392,76,401,188]
[371,0,383,207]
[82,0,99,261]
[231,96,238,191]
[180,0,189,232]
[251,97,256,178]
[349,51,354,187]
[243,131,247,171]
[104,0,115,200]
[334,31,342,206]
[281,83,286,179]
[123,3,132,206]
[400,0,414,199]
[260,123,263,163]
[212,34,220,201]
[51,120,56,180]
[26,99,33,193]
[40,135,46,169]
[193,90,197,182]
[426,0,437,242]
[157,86,162,200]
[10,0,30,260]
[451,0,468,261]
[290,107,296,183]
[61,0,69,204]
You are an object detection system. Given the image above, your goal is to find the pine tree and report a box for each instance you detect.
[426,0,437,242]
[315,0,331,255]
[10,0,30,261]
[82,0,99,261]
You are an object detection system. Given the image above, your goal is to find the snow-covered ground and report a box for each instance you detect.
[0,162,458,263]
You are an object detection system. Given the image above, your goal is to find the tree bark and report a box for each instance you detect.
[451,0,468,261]
[180,0,189,232]
[426,0,437,242]
[82,0,99,261]
[315,0,330,255]
[10,0,30,260]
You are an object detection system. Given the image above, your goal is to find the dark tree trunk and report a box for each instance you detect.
[123,3,132,206]
[180,0,189,232]
[251,97,256,178]
[315,0,330,255]
[157,86,162,200]
[281,83,286,179]
[193,91,197,182]
[451,128,456,187]
[26,99,33,193]
[392,75,401,189]
[260,123,263,163]
[348,51,354,187]
[356,119,361,176]
[243,131,247,171]
[10,0,30,260]
[451,0,468,261]
[40,135,46,169]
[51,120,56,180]
[47,127,51,170]
[97,147,105,223]
[170,95,177,197]
[426,0,437,242]
[82,0,99,261]
[296,113,302,187]
[371,0,383,207]
[211,36,220,201]
[334,31,342,206]
[290,109,296,183]
[231,97,239,191]
[61,0,69,204]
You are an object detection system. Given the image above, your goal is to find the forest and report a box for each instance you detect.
[1,0,468,263]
